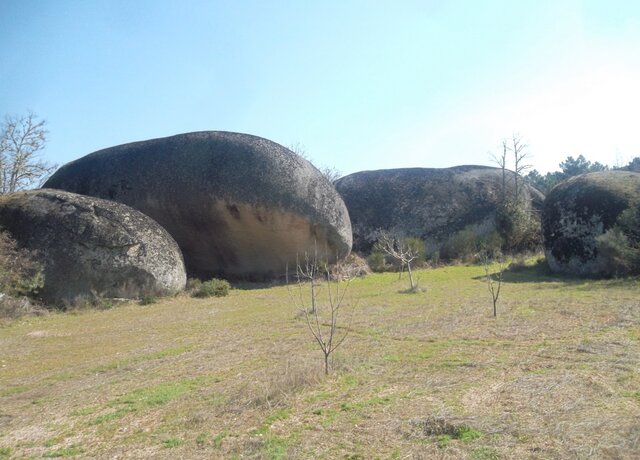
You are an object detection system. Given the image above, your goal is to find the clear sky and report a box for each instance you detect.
[1,0,639,175]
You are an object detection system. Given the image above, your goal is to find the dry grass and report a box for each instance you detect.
[0,260,639,459]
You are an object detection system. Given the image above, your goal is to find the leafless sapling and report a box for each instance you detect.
[288,251,355,375]
[480,250,505,317]
[373,230,420,291]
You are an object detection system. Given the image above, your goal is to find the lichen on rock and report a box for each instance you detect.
[0,189,186,305]
[542,171,640,275]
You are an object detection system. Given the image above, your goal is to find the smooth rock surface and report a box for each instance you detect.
[0,189,186,304]
[334,166,544,251]
[542,171,640,275]
[45,131,352,279]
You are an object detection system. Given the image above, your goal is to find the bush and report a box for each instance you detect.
[186,277,202,291]
[596,207,640,275]
[440,228,478,262]
[0,294,47,319]
[0,230,44,298]
[63,290,115,311]
[328,253,371,280]
[139,295,157,305]
[440,228,502,263]
[495,199,541,252]
[191,278,230,298]
[366,251,387,272]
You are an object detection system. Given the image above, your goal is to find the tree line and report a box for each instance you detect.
[525,154,640,193]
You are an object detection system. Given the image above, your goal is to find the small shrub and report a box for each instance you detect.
[186,277,202,291]
[328,253,371,280]
[138,295,157,305]
[495,199,541,252]
[191,278,230,298]
[64,291,114,311]
[412,416,483,442]
[0,294,47,319]
[440,228,502,263]
[596,207,640,275]
[0,230,44,298]
[440,228,478,262]
[367,251,387,272]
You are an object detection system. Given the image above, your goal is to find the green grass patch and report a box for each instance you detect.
[91,345,192,373]
[88,376,212,425]
[437,434,452,448]
[255,408,290,436]
[90,408,133,425]
[457,425,483,442]
[0,385,29,397]
[622,391,640,402]
[0,447,11,458]
[261,435,289,459]
[472,446,500,459]
[117,377,206,409]
[195,432,208,446]
[162,438,184,448]
[212,431,228,448]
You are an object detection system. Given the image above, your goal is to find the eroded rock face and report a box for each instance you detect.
[334,166,544,251]
[0,189,186,304]
[44,131,352,279]
[542,171,640,275]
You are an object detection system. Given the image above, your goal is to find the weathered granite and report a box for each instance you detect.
[0,189,186,304]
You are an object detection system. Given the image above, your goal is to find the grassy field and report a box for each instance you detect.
[1,260,639,459]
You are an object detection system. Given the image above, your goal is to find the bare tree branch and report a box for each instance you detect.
[0,112,56,194]
[288,249,355,375]
[372,229,419,291]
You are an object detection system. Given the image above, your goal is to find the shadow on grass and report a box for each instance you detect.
[473,258,639,288]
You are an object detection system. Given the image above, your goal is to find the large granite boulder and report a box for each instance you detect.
[334,166,544,251]
[542,171,640,275]
[0,189,186,305]
[44,131,352,279]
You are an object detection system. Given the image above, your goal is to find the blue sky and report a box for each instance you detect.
[1,0,639,175]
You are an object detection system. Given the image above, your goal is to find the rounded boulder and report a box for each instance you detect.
[44,131,352,279]
[542,171,640,275]
[0,189,187,305]
[334,166,544,251]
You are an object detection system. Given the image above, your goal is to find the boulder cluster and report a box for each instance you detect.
[1,132,352,305]
[1,130,637,306]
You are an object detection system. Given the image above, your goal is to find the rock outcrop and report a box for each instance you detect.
[44,131,352,279]
[542,171,640,275]
[334,166,544,251]
[0,189,186,304]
